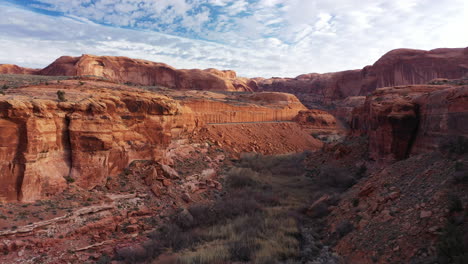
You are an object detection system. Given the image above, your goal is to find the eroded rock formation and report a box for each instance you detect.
[0,64,38,75]
[351,83,468,161]
[185,92,307,124]
[257,47,468,110]
[0,80,317,202]
[38,55,256,91]
[0,83,194,202]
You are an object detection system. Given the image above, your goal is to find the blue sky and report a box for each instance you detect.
[0,0,467,77]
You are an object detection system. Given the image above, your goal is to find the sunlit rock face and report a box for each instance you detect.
[38,54,256,91]
[0,78,317,202]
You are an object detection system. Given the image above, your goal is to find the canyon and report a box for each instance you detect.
[0,79,321,202]
[0,47,466,264]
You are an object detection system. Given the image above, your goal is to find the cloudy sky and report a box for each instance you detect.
[0,0,467,77]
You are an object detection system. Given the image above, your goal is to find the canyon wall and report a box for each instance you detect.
[257,47,468,111]
[0,64,38,75]
[351,82,468,162]
[184,92,307,124]
[38,55,256,91]
[0,81,313,202]
[0,86,195,202]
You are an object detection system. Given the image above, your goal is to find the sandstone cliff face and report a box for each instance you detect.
[0,64,38,75]
[184,92,307,124]
[0,83,194,202]
[411,85,468,154]
[0,81,313,202]
[293,109,339,129]
[257,47,468,111]
[351,83,468,161]
[38,55,255,91]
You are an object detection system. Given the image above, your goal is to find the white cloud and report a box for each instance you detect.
[0,0,467,78]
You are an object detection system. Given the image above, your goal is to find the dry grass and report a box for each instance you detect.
[170,153,310,264]
[174,210,300,264]
[118,152,316,264]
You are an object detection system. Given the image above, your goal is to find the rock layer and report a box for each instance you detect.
[257,47,468,110]
[184,92,307,124]
[0,81,313,202]
[38,55,256,91]
[0,83,194,202]
[351,83,468,161]
[0,64,38,75]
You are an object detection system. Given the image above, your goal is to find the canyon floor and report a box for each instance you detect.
[0,74,466,264]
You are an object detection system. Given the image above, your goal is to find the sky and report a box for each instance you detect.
[0,0,467,77]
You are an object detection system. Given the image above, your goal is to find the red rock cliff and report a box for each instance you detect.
[0,81,313,202]
[351,82,468,162]
[257,47,468,109]
[0,64,38,75]
[37,55,255,91]
[0,83,195,202]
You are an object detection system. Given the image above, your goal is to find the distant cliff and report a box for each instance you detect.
[256,47,468,109]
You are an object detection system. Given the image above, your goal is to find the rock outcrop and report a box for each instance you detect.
[185,92,307,124]
[37,55,256,91]
[351,82,468,161]
[257,47,468,110]
[0,64,38,75]
[0,82,194,202]
[293,109,346,142]
[0,80,315,202]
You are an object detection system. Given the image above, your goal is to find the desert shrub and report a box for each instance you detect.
[96,254,112,264]
[149,223,200,251]
[335,220,354,238]
[175,197,261,230]
[250,190,281,206]
[229,238,258,262]
[64,176,75,183]
[308,202,330,219]
[442,136,468,155]
[316,166,356,190]
[448,195,463,213]
[452,170,468,184]
[212,196,260,220]
[1,84,8,90]
[115,245,148,263]
[437,221,468,264]
[355,164,367,179]
[225,167,260,189]
[238,152,307,176]
[56,90,66,102]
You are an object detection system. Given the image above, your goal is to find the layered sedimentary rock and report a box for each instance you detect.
[0,64,38,74]
[257,47,468,110]
[351,83,468,161]
[0,80,314,202]
[184,92,307,124]
[197,122,323,155]
[293,110,340,130]
[411,85,468,154]
[293,109,346,142]
[0,83,195,202]
[38,55,256,91]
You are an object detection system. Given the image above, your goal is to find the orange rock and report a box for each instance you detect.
[0,79,317,202]
[257,47,468,114]
[0,64,38,74]
[162,179,172,187]
[38,54,255,91]
[351,83,468,161]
